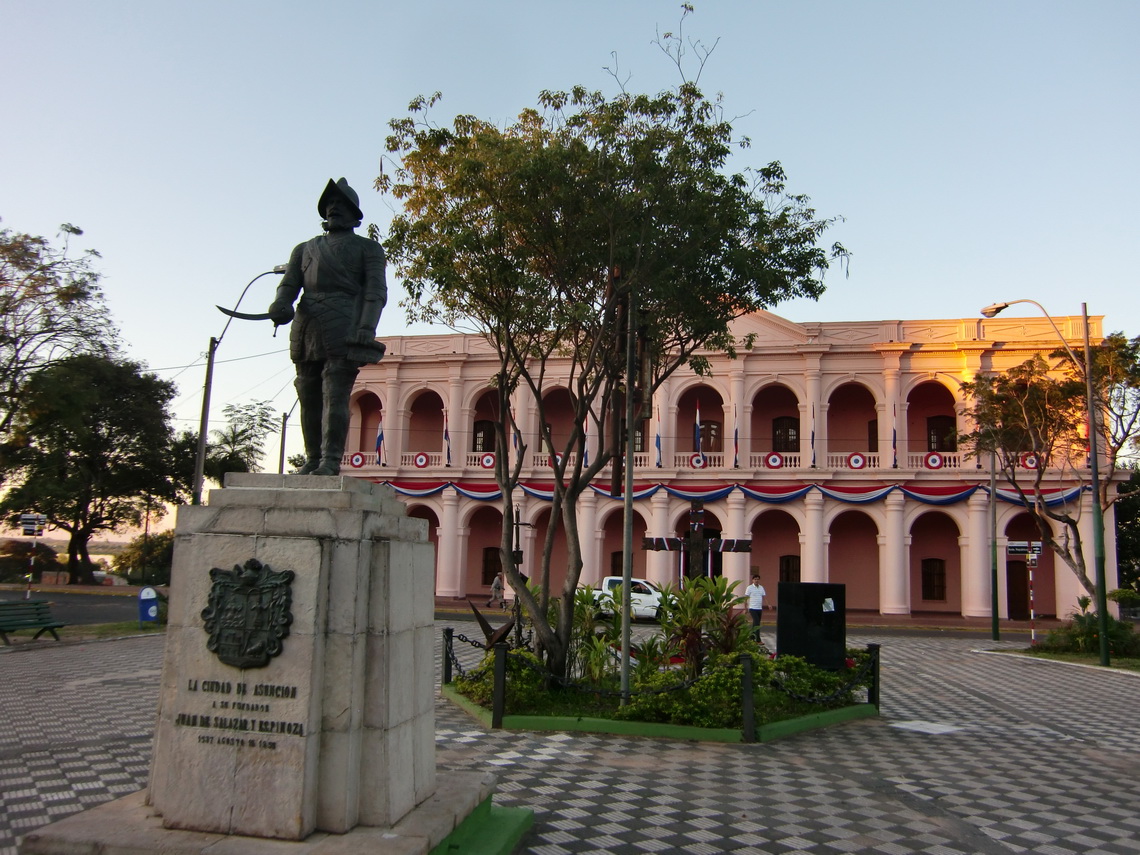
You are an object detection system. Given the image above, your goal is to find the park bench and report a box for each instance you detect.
[0,600,66,645]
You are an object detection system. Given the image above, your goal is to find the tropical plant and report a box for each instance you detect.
[1037,595,1140,657]
[206,400,279,481]
[655,576,751,676]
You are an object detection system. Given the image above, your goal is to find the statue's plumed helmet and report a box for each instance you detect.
[318,177,363,221]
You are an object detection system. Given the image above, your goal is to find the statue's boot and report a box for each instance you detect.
[311,362,360,476]
[294,369,323,474]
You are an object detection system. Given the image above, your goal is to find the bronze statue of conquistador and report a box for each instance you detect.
[268,178,387,475]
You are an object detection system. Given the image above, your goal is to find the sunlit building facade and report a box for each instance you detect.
[344,310,1118,620]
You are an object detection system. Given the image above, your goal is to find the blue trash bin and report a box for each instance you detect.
[139,586,159,625]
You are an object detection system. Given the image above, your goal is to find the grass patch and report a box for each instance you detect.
[441,682,877,743]
[458,680,857,726]
[1009,648,1140,672]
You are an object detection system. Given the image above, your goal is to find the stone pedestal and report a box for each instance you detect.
[22,474,534,855]
[147,474,437,840]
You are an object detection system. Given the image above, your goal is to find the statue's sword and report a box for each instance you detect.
[217,306,281,336]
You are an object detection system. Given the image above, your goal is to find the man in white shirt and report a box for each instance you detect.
[745,574,767,640]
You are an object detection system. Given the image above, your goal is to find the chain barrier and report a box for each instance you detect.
[769,650,878,705]
[503,646,700,697]
[444,627,878,709]
[445,629,533,681]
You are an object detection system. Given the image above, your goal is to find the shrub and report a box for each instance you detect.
[772,653,869,706]
[1108,587,1140,607]
[1037,598,1140,657]
[454,648,548,710]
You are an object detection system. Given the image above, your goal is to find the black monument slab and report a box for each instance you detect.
[776,582,846,670]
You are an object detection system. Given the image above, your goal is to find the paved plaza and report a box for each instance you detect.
[2,626,1138,855]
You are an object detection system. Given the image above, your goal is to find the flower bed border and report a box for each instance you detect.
[441,682,878,743]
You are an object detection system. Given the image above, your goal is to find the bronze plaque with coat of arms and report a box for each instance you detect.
[201,558,294,668]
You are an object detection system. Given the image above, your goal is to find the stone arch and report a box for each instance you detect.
[352,390,383,455]
[675,384,728,466]
[1001,511,1059,619]
[406,388,445,456]
[747,507,801,610]
[750,383,802,457]
[463,503,504,595]
[531,505,571,594]
[826,381,879,456]
[827,509,880,611]
[596,504,651,580]
[905,380,959,455]
[907,509,962,613]
[406,503,441,592]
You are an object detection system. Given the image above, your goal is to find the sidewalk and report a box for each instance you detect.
[4,627,1137,854]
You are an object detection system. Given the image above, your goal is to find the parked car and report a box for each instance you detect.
[590,576,664,620]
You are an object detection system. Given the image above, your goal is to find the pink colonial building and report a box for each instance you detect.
[342,310,1119,621]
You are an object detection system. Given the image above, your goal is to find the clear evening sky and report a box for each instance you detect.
[3,0,1137,463]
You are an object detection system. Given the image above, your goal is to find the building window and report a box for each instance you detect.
[779,554,801,584]
[927,416,957,452]
[611,551,623,575]
[482,546,502,586]
[472,420,496,452]
[697,420,722,452]
[867,419,878,453]
[773,417,799,453]
[618,419,648,453]
[921,558,946,601]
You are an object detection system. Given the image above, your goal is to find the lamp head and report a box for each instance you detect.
[980,302,1009,318]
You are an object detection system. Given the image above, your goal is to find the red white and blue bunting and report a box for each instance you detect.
[662,484,737,502]
[736,484,813,503]
[993,485,1082,507]
[588,483,663,501]
[379,479,1084,507]
[898,485,979,505]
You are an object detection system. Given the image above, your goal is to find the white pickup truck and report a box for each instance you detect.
[591,576,664,620]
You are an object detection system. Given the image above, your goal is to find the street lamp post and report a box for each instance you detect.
[191,266,286,505]
[278,398,299,474]
[980,299,1110,666]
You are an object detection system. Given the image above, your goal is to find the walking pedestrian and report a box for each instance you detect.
[745,573,767,640]
[487,571,505,609]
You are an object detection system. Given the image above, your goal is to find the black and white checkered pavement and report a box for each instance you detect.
[3,628,1138,854]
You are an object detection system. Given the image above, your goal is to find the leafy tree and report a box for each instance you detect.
[0,538,64,584]
[1113,467,1140,592]
[0,355,179,583]
[112,529,175,585]
[166,429,202,502]
[0,221,115,442]
[380,28,846,677]
[206,400,279,481]
[961,332,1140,599]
